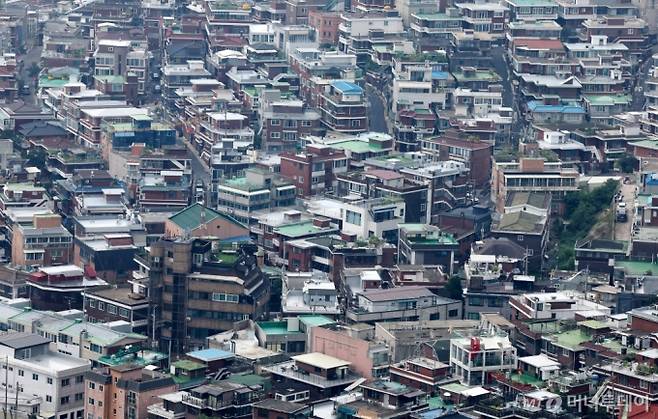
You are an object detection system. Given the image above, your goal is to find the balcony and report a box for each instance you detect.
[264,361,360,388]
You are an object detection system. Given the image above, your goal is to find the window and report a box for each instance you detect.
[98,302,105,311]
[517,235,524,242]
[345,210,362,226]
[107,305,117,315]
[18,370,23,377]
[119,308,129,318]
[61,378,70,387]
[448,309,459,317]
[46,395,52,402]
[89,382,95,390]
[75,393,84,401]
[61,396,69,405]
[270,132,281,139]
[270,119,280,126]
[89,300,96,308]
[32,373,38,381]
[88,398,94,406]
[76,375,84,384]
[47,378,52,384]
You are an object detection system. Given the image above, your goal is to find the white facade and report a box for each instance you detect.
[510,291,612,320]
[341,197,406,240]
[0,335,91,419]
[450,335,517,386]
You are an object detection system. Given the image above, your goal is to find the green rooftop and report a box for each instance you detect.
[440,382,470,393]
[413,13,461,20]
[172,359,206,371]
[578,320,609,330]
[98,349,167,368]
[584,94,632,106]
[257,321,299,335]
[552,329,591,350]
[615,260,658,276]
[509,372,545,386]
[452,70,501,82]
[299,315,335,328]
[274,220,336,239]
[507,0,556,6]
[169,203,245,231]
[38,77,70,88]
[95,75,125,84]
[330,140,383,154]
[428,397,454,410]
[631,139,658,151]
[221,176,270,192]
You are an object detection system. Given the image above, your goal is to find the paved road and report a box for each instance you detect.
[365,85,389,133]
[613,180,637,243]
[632,55,653,111]
[18,45,43,105]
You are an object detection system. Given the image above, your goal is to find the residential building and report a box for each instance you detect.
[0,333,91,419]
[389,357,451,395]
[490,210,549,270]
[181,381,262,418]
[492,158,580,214]
[85,365,176,419]
[137,171,192,213]
[193,111,255,161]
[11,212,72,268]
[346,286,462,324]
[84,285,149,334]
[310,324,390,379]
[397,224,458,276]
[279,145,348,196]
[263,353,360,401]
[510,291,611,321]
[164,203,249,241]
[318,80,368,133]
[145,239,269,356]
[217,168,297,225]
[27,265,108,312]
[449,335,517,386]
[251,399,311,419]
[421,134,493,188]
[100,114,176,160]
[260,93,324,153]
[281,271,340,317]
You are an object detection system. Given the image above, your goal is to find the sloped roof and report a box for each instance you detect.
[168,203,245,231]
[495,211,545,234]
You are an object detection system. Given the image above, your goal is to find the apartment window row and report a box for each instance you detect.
[211,293,239,303]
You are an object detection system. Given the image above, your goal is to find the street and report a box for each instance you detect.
[365,84,389,133]
[18,45,43,105]
[613,180,637,242]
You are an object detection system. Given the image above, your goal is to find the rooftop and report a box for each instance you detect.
[292,352,351,369]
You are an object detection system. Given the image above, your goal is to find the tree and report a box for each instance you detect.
[443,276,463,300]
[27,63,40,78]
[617,154,638,173]
[26,148,47,170]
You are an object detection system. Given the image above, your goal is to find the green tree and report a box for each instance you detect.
[28,63,40,78]
[617,154,638,173]
[26,148,47,170]
[443,276,463,300]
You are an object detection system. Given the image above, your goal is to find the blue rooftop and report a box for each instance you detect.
[432,71,450,80]
[186,348,235,362]
[527,101,585,114]
[646,174,658,186]
[331,80,363,95]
